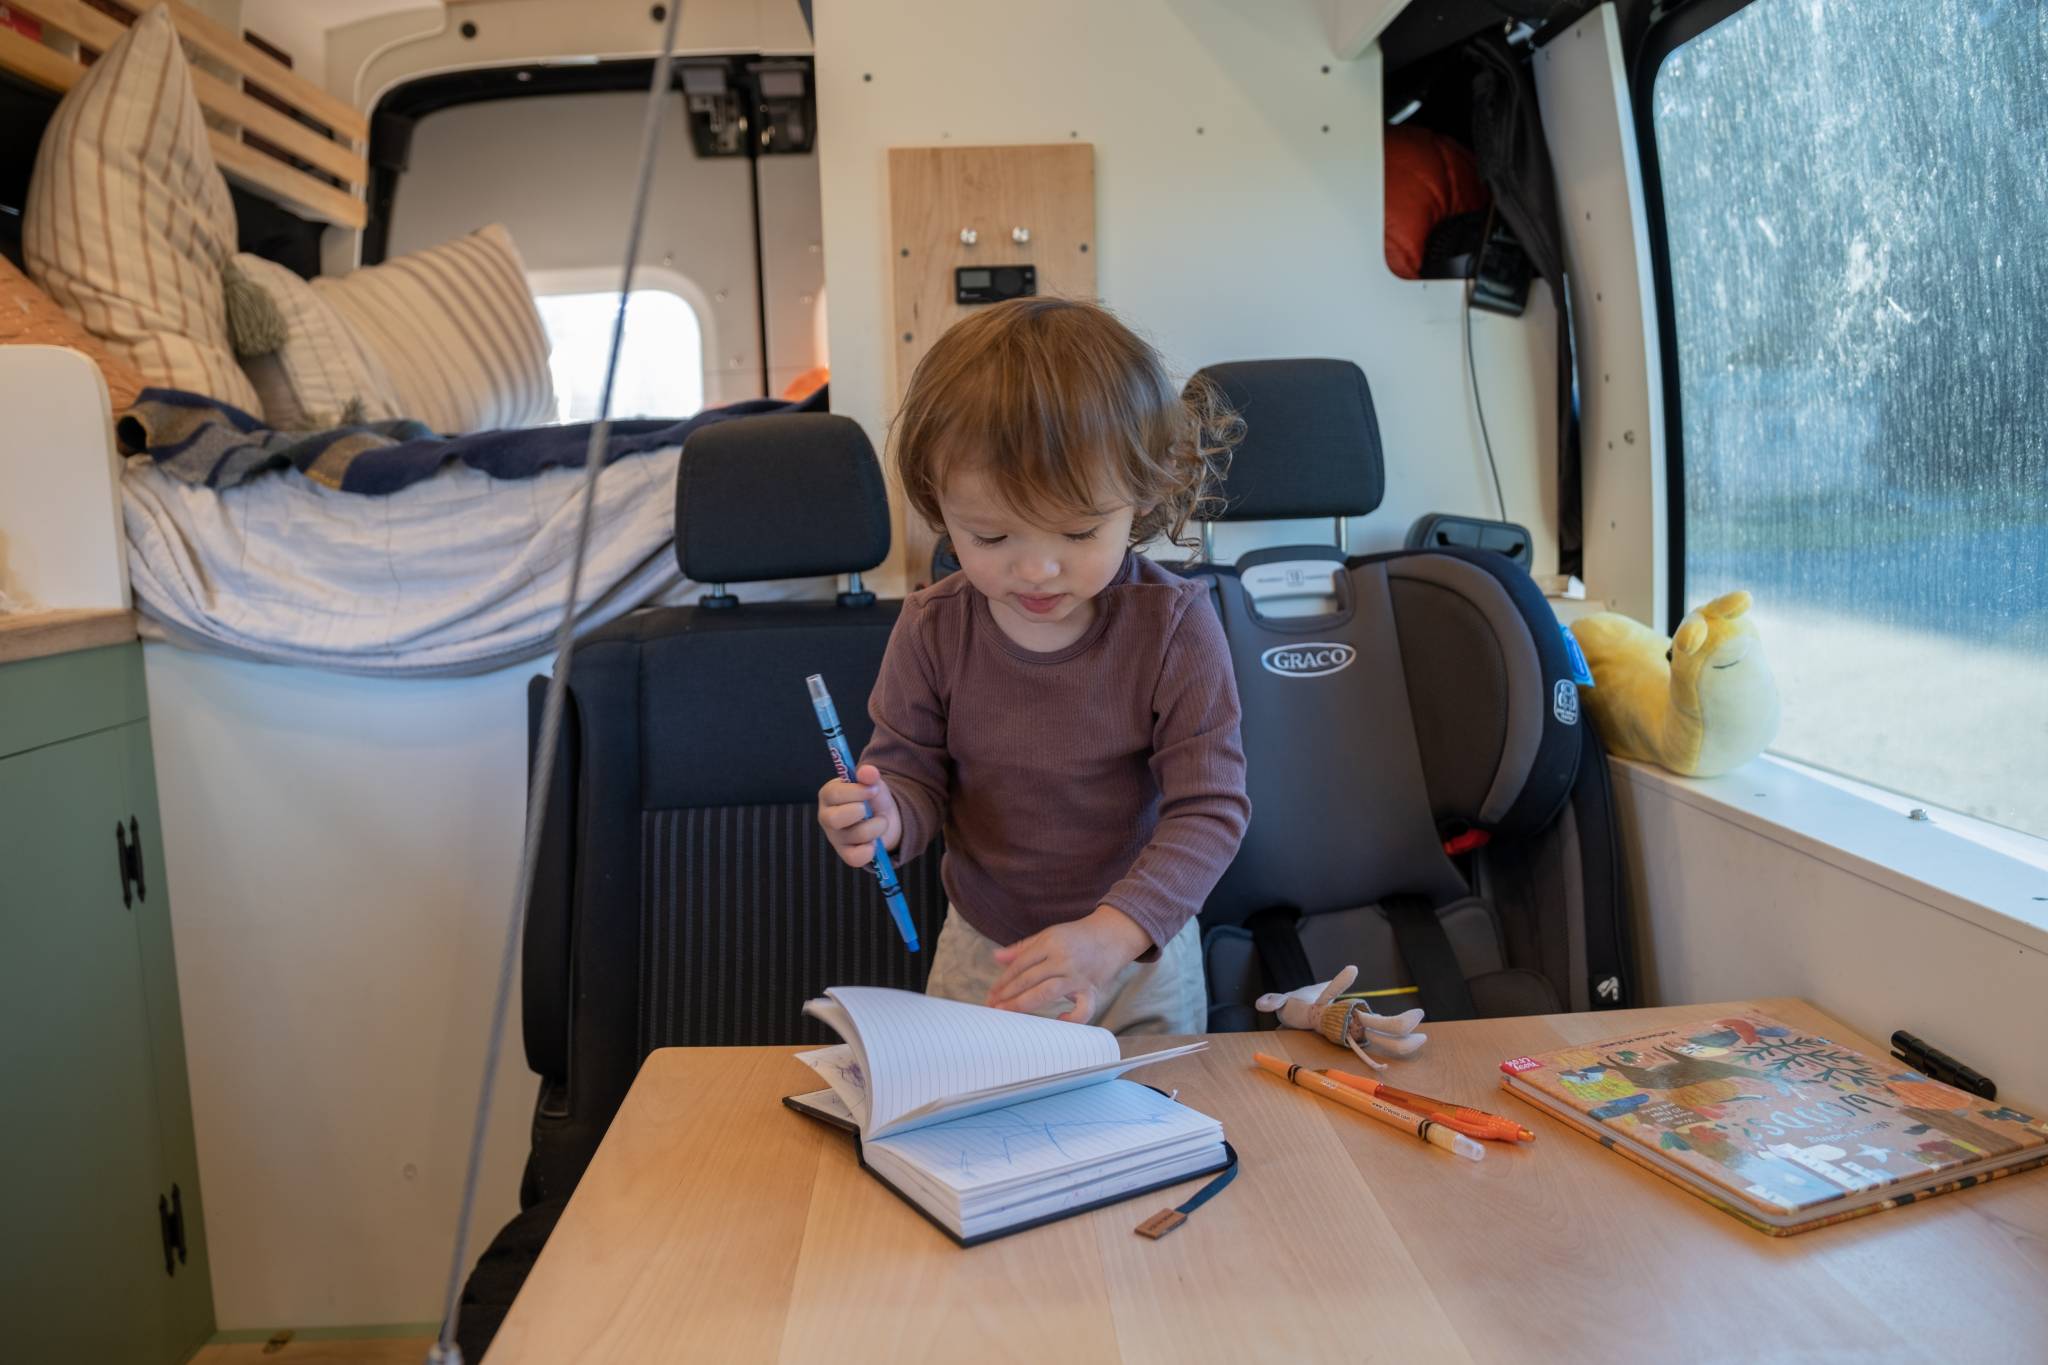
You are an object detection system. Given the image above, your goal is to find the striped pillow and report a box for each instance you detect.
[315,225,555,434]
[233,253,402,430]
[22,5,259,414]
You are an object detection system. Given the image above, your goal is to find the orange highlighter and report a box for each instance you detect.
[1323,1070,1536,1144]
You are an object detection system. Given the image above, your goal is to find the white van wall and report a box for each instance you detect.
[386,90,826,408]
[814,0,1560,592]
[142,646,534,1334]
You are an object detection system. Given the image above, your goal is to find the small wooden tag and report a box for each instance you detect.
[1133,1208,1187,1239]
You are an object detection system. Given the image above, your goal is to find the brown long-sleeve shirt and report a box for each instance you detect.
[860,552,1250,951]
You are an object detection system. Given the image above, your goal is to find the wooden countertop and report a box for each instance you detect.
[0,608,137,665]
[482,998,2048,1363]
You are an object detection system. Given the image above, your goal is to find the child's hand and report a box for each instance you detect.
[987,906,1153,1024]
[817,763,902,867]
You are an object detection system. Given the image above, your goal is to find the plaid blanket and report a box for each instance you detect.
[116,387,826,494]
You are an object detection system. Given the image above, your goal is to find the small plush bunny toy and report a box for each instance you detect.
[1254,966,1427,1070]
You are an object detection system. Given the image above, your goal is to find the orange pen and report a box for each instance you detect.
[1322,1069,1536,1143]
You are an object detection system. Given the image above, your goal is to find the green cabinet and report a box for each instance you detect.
[1,644,212,1364]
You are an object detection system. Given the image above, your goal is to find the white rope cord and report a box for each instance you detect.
[428,6,686,1359]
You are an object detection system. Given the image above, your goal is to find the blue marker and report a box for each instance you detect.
[806,674,920,951]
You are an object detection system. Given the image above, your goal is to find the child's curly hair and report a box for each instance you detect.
[893,298,1242,548]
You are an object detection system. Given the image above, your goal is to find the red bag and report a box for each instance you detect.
[1384,125,1490,280]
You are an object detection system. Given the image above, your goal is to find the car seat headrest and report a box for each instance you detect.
[1189,358,1385,523]
[676,413,892,584]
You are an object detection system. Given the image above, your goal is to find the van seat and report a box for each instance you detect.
[457,413,948,1359]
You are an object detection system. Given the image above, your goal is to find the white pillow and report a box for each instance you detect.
[22,5,260,413]
[315,225,556,434]
[234,253,403,430]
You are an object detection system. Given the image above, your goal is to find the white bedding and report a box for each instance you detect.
[121,447,836,676]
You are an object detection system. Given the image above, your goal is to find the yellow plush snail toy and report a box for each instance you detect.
[1568,590,1779,778]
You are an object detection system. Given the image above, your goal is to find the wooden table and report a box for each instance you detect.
[484,1000,2048,1363]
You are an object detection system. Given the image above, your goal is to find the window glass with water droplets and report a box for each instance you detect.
[1655,0,2048,839]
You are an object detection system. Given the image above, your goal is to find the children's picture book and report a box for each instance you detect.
[785,986,1228,1244]
[1499,1010,2048,1235]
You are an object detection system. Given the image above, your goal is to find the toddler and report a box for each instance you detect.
[817,298,1248,1033]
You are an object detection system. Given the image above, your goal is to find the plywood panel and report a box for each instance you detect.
[887,143,1096,585]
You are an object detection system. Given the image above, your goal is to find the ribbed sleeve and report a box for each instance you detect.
[1098,596,1250,947]
[860,596,950,864]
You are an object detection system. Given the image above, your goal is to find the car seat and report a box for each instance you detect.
[1184,358,1634,1028]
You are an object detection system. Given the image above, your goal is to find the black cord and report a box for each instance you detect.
[744,100,772,399]
[1464,207,1509,523]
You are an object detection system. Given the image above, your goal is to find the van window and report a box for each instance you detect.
[1651,0,2048,839]
[534,289,706,423]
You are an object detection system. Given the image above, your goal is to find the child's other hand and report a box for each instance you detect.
[817,763,902,867]
[987,906,1153,1024]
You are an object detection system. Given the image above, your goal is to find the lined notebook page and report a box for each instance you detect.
[872,1079,1220,1194]
[828,987,1119,1135]
[795,1045,870,1127]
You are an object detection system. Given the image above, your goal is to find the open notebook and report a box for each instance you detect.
[785,987,1227,1244]
[1500,1009,2048,1235]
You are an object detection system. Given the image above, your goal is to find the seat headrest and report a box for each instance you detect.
[676,413,892,584]
[1190,359,1385,522]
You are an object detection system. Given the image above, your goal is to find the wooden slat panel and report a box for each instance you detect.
[5,0,126,53]
[0,22,86,95]
[191,67,367,187]
[6,0,367,187]
[208,129,368,229]
[164,0,368,143]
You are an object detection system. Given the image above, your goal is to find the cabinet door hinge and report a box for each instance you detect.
[114,815,146,908]
[158,1183,186,1276]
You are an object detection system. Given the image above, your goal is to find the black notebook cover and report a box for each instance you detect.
[781,1089,1235,1247]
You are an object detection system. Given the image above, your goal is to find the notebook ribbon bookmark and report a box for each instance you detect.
[1134,1142,1239,1239]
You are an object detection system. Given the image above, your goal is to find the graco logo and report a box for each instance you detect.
[1260,642,1356,678]
[1596,975,1621,1002]
[1553,679,1580,725]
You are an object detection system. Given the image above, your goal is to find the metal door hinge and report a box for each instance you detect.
[158,1184,186,1276]
[115,816,146,908]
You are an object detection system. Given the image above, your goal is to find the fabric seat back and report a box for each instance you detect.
[462,412,950,1361]
[520,413,948,1199]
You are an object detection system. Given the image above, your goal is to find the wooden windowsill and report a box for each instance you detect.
[0,607,137,666]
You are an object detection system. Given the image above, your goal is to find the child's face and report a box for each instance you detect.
[937,464,1136,646]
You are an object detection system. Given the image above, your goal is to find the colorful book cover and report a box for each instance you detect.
[1499,1011,2048,1234]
